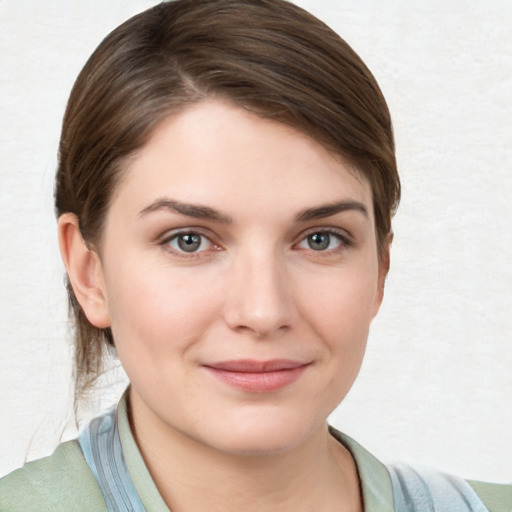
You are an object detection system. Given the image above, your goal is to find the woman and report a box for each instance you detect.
[0,0,509,510]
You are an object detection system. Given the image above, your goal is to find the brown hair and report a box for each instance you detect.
[55,0,400,403]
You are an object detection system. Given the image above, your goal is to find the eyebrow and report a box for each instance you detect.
[139,197,368,224]
[139,198,232,224]
[294,200,368,222]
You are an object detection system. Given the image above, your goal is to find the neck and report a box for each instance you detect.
[129,394,362,512]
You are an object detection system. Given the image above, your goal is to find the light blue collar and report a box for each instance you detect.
[79,405,146,511]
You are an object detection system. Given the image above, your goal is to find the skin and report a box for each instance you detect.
[59,100,389,512]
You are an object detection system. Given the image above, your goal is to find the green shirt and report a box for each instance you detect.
[1,398,510,511]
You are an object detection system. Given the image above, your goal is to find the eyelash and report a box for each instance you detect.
[159,229,220,259]
[158,227,353,258]
[294,228,353,254]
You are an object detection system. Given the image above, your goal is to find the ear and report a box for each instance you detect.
[58,213,111,328]
[372,232,393,317]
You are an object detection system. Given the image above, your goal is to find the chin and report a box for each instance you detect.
[199,410,324,458]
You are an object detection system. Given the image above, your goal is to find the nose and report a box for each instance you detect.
[223,249,294,338]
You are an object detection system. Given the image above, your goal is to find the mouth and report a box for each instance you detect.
[202,359,310,393]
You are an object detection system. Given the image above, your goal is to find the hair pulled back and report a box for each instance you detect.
[55,0,400,402]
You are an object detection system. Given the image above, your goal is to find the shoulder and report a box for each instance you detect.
[467,479,512,512]
[389,463,512,512]
[330,427,512,512]
[0,440,107,512]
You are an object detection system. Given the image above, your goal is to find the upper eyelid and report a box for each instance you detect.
[295,226,353,242]
[158,227,215,243]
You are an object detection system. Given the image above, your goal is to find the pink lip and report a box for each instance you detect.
[203,359,309,393]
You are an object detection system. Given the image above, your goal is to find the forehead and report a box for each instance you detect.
[113,100,373,219]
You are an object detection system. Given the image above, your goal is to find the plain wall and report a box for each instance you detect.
[0,0,510,482]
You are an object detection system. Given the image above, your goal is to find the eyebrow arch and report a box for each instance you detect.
[138,198,232,224]
[295,200,368,222]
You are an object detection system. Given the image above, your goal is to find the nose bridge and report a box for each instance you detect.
[224,244,293,336]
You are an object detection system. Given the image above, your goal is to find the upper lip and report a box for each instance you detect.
[204,359,309,373]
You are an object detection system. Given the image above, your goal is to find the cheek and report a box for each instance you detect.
[299,264,379,336]
[104,261,222,361]
[297,262,378,385]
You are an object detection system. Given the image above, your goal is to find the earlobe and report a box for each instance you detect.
[57,213,111,328]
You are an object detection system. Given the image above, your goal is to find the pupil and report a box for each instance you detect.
[308,233,330,251]
[178,234,201,252]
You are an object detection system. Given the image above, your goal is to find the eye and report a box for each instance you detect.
[166,232,212,253]
[296,230,346,252]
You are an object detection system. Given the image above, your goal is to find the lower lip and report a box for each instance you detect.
[204,365,308,393]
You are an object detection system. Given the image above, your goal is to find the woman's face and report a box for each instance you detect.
[93,100,387,455]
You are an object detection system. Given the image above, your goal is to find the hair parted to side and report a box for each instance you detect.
[55,0,400,405]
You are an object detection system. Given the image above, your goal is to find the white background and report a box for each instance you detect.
[0,0,510,483]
